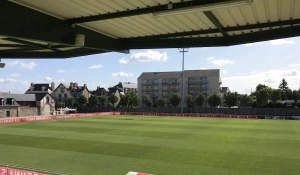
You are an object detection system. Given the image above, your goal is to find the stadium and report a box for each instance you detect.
[1,0,300,175]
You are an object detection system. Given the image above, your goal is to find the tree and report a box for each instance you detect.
[256,84,267,92]
[68,96,75,108]
[88,95,98,107]
[292,90,300,103]
[56,101,65,108]
[207,94,221,108]
[270,89,281,106]
[109,93,118,108]
[144,95,153,107]
[119,94,128,107]
[256,88,270,107]
[239,94,253,107]
[279,78,289,100]
[169,93,181,107]
[185,94,193,108]
[194,94,205,108]
[78,95,87,107]
[158,97,167,107]
[223,92,238,108]
[98,95,108,107]
[127,91,139,108]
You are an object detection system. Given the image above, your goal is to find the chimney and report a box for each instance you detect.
[74,82,78,87]
[70,82,74,89]
[30,82,34,87]
[51,82,55,91]
[84,84,87,88]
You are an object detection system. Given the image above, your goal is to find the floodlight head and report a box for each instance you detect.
[152,0,253,17]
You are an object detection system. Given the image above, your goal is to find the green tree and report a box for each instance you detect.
[256,84,267,92]
[224,92,238,108]
[292,90,300,103]
[194,94,205,108]
[239,94,253,107]
[56,101,65,108]
[158,97,167,107]
[109,93,118,108]
[256,88,270,107]
[119,94,129,107]
[88,95,98,107]
[98,95,108,107]
[279,78,289,100]
[144,95,153,107]
[78,95,88,107]
[207,94,221,108]
[127,91,139,108]
[270,89,281,106]
[185,94,193,108]
[169,93,181,107]
[68,96,75,108]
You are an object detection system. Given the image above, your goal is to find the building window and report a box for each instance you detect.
[64,94,67,98]
[59,94,62,98]
[46,97,49,103]
[6,111,10,117]
[60,87,64,93]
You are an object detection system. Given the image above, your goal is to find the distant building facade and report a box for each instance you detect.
[138,69,222,107]
[113,82,137,94]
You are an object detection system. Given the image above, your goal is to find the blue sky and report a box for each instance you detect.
[1,37,300,94]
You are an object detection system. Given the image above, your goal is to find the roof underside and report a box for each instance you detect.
[1,0,300,58]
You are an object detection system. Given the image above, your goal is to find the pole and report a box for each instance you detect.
[179,48,188,114]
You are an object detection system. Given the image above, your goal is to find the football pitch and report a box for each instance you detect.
[0,115,299,175]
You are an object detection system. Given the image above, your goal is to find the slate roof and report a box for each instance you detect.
[115,82,137,89]
[26,83,51,92]
[0,92,36,101]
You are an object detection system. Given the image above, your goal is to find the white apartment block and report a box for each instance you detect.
[138,69,222,107]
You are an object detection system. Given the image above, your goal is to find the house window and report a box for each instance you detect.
[64,94,67,98]
[6,111,10,117]
[60,87,64,93]
[59,94,62,98]
[46,97,49,103]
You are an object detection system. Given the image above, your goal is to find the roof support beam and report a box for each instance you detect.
[203,11,228,37]
[124,25,300,49]
[68,0,228,23]
[125,18,300,40]
[0,1,127,53]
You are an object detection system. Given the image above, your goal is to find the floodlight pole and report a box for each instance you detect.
[179,48,188,114]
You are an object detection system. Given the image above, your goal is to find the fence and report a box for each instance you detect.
[0,163,71,175]
[78,107,300,116]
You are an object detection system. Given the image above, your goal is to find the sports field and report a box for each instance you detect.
[0,115,299,175]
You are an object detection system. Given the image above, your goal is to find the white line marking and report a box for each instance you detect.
[292,122,300,141]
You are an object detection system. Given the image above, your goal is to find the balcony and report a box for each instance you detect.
[162,88,179,91]
[142,88,159,92]
[188,80,208,84]
[142,82,159,86]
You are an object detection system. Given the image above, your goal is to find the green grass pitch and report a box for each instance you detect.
[0,115,299,175]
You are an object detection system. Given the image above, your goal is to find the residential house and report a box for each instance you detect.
[51,83,72,105]
[51,82,90,106]
[25,82,54,94]
[107,87,121,107]
[94,86,109,96]
[0,92,55,117]
[113,82,137,94]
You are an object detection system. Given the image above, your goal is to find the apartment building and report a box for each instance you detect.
[138,69,221,107]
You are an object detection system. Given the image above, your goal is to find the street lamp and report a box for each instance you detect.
[179,48,188,114]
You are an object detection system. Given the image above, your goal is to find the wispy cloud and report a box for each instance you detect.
[207,57,235,66]
[289,63,300,67]
[44,76,53,81]
[11,74,20,78]
[57,69,66,73]
[89,65,102,69]
[112,71,133,77]
[119,50,168,64]
[222,69,300,94]
[221,70,228,74]
[6,60,37,70]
